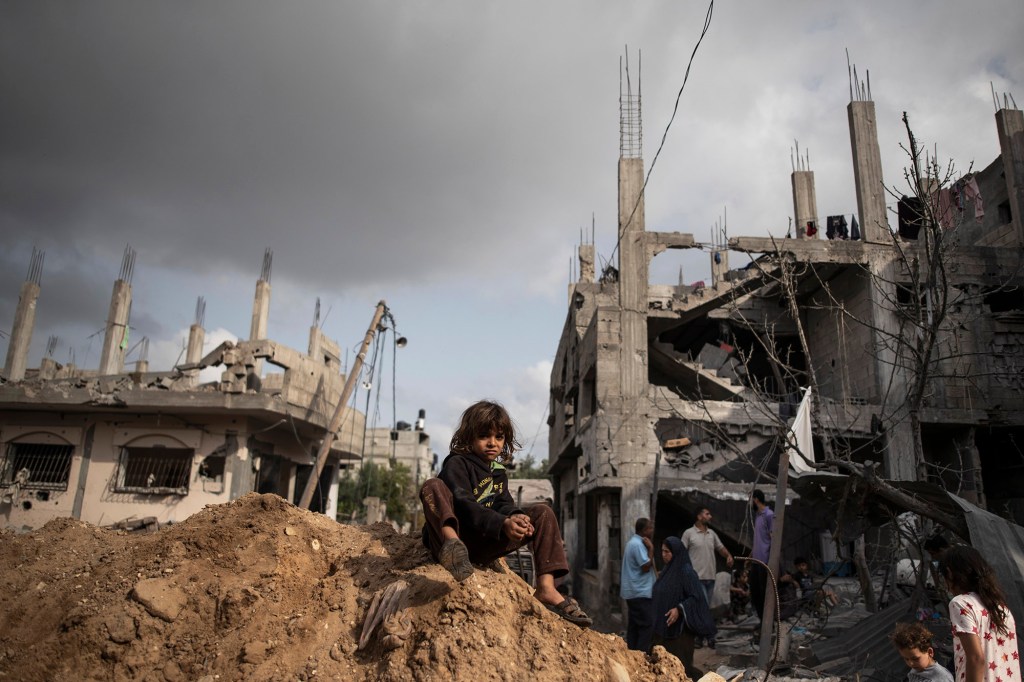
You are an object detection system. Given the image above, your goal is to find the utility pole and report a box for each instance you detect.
[757,454,791,669]
[298,300,388,511]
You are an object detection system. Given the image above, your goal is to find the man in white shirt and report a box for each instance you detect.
[681,506,733,648]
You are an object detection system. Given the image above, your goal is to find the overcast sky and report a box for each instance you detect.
[1,1,1021,463]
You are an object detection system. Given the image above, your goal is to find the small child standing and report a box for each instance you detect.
[729,566,751,621]
[890,622,954,682]
[419,400,592,627]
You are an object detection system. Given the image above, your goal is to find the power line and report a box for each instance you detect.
[608,0,715,266]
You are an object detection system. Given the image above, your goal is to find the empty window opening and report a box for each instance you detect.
[998,200,1012,226]
[983,286,1024,313]
[115,447,193,495]
[0,443,74,490]
[198,455,226,481]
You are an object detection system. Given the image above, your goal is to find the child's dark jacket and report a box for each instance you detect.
[435,452,523,540]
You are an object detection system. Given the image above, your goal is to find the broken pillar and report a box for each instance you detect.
[847,71,889,243]
[183,297,206,385]
[995,105,1024,246]
[308,326,341,373]
[791,170,819,239]
[615,57,655,537]
[185,324,204,375]
[618,155,647,399]
[710,248,729,289]
[99,247,136,376]
[38,357,58,380]
[578,243,595,283]
[3,248,44,382]
[249,249,273,376]
[98,280,131,375]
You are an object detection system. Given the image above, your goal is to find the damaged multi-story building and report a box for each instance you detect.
[0,249,379,531]
[548,65,1024,626]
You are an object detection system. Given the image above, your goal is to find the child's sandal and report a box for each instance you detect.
[544,597,593,628]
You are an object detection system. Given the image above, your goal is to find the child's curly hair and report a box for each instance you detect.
[449,400,521,465]
[890,622,933,653]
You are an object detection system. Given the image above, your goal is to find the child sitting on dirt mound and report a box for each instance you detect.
[419,400,592,628]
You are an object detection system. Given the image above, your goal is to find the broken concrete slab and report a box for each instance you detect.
[131,577,188,622]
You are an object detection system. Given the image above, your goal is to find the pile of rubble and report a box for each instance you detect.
[0,493,689,681]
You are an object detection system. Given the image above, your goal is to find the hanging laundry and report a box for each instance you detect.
[962,176,985,222]
[805,220,818,238]
[850,215,861,240]
[826,215,849,240]
[897,195,924,239]
[837,215,849,239]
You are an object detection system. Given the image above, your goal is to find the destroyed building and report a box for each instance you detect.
[0,249,377,531]
[548,66,1024,628]
[360,409,435,485]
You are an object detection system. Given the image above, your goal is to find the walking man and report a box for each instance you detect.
[620,517,656,651]
[749,489,774,621]
[682,506,733,648]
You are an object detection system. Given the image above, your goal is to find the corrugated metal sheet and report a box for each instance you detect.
[950,495,1024,625]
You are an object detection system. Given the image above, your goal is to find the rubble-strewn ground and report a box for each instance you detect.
[0,493,689,682]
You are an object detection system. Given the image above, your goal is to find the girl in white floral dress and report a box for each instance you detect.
[941,546,1020,682]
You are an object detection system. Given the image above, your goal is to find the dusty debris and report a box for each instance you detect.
[358,579,410,650]
[0,493,690,681]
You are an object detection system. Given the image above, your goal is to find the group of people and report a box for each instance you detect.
[620,517,717,677]
[416,400,1019,682]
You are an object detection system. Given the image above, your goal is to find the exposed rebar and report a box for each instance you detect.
[45,336,58,358]
[26,247,45,286]
[194,296,206,328]
[619,47,643,159]
[260,248,273,283]
[118,245,137,284]
[313,297,321,329]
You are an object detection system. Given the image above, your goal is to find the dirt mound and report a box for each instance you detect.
[0,494,688,681]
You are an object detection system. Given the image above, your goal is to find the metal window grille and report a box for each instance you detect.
[115,447,193,495]
[0,443,74,490]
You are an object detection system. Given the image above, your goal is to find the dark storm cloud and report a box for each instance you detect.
[0,3,630,302]
[0,2,628,292]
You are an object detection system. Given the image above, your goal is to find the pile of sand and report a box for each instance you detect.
[0,493,689,681]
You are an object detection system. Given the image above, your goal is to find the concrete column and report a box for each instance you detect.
[134,360,149,373]
[618,157,647,400]
[3,281,40,382]
[791,170,819,239]
[249,279,270,375]
[578,244,595,283]
[308,325,322,361]
[99,279,131,376]
[710,249,729,289]
[995,107,1024,246]
[181,323,204,386]
[186,324,205,365]
[250,279,270,340]
[38,357,59,380]
[848,101,889,242]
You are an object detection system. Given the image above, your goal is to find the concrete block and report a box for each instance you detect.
[717,357,743,383]
[697,344,730,371]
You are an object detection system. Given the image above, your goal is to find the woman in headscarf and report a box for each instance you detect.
[651,536,717,677]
